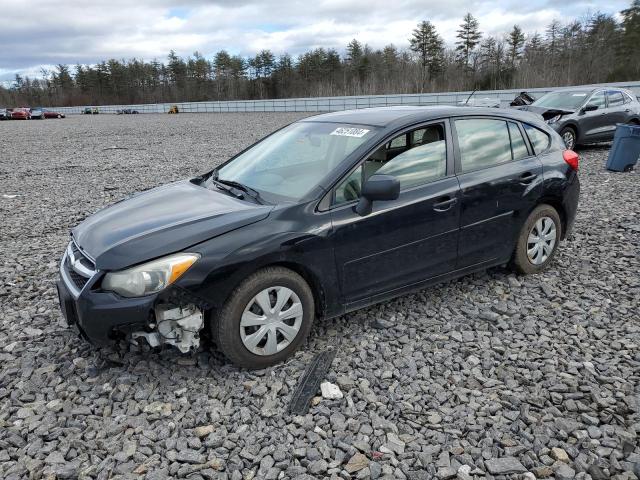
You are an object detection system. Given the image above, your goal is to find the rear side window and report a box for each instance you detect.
[508,122,529,160]
[608,91,625,107]
[623,92,635,104]
[455,119,512,172]
[523,124,551,154]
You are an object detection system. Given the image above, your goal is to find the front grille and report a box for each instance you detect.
[66,257,89,290]
[63,241,96,292]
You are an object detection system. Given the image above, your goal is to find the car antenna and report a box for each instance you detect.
[464,88,477,105]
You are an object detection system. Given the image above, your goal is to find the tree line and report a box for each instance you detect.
[1,0,639,108]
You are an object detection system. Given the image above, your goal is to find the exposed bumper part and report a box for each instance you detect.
[131,305,203,353]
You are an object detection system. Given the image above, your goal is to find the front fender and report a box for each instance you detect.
[175,205,341,318]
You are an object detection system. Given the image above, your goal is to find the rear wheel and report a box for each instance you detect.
[559,126,576,150]
[512,205,562,274]
[213,267,315,369]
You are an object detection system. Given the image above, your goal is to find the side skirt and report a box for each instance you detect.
[338,257,511,317]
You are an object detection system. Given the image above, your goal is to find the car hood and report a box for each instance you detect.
[516,105,575,120]
[72,180,273,271]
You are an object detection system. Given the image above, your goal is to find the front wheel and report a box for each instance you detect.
[512,205,562,275]
[213,267,315,369]
[559,127,576,150]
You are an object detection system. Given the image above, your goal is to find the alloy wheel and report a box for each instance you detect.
[527,216,557,265]
[562,131,575,150]
[239,286,303,356]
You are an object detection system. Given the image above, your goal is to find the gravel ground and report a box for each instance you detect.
[0,113,638,480]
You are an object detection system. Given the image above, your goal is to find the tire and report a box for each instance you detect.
[559,126,577,150]
[213,267,315,369]
[512,204,562,275]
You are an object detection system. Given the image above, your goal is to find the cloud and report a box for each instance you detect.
[0,0,630,81]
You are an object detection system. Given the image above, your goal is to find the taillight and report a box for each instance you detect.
[563,150,579,171]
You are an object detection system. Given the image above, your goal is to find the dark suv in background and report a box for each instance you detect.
[517,87,640,149]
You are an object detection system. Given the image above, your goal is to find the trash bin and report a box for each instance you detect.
[606,124,640,172]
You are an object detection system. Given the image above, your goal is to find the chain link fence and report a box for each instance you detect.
[52,81,640,115]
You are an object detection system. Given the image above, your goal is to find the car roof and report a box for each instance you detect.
[301,105,543,128]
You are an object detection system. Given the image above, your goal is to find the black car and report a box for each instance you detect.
[517,87,640,149]
[57,106,580,368]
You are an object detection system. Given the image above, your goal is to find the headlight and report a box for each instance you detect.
[102,253,200,297]
[546,114,562,124]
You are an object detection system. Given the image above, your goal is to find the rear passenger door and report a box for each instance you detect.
[453,118,543,268]
[606,90,631,132]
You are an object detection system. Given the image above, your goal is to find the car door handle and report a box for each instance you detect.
[433,197,457,212]
[520,172,537,184]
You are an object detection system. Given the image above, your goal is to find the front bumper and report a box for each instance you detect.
[57,244,157,343]
[56,242,212,344]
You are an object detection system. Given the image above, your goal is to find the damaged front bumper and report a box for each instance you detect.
[57,242,208,352]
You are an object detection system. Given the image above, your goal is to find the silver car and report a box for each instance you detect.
[517,87,640,149]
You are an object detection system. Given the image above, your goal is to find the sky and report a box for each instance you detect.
[0,0,629,82]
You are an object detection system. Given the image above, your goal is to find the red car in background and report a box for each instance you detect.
[43,109,66,119]
[11,108,31,120]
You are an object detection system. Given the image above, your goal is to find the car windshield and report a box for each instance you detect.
[216,122,376,201]
[532,91,591,110]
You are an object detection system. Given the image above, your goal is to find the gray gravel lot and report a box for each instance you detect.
[0,113,639,480]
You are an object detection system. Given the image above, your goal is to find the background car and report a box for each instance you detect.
[30,107,45,119]
[43,108,65,119]
[516,87,640,149]
[11,108,31,120]
[0,108,10,120]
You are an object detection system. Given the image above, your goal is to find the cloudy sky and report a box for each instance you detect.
[0,0,628,82]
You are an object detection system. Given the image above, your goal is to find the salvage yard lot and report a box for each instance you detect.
[0,113,638,480]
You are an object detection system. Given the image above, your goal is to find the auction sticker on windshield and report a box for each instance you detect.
[330,127,370,138]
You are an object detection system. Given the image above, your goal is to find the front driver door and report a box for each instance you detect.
[329,120,461,305]
[580,90,611,142]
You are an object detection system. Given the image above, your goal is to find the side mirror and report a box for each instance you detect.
[582,104,598,113]
[355,174,400,216]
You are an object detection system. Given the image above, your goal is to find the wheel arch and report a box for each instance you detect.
[560,121,580,142]
[536,197,568,240]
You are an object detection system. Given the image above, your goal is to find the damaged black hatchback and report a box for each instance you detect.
[57,106,579,369]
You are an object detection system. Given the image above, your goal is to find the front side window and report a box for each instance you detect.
[216,122,375,201]
[608,91,625,107]
[523,124,551,154]
[455,119,512,172]
[586,91,606,110]
[333,123,447,205]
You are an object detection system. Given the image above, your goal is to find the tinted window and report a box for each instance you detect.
[333,124,446,204]
[608,91,625,107]
[523,124,550,154]
[455,119,511,172]
[623,92,635,104]
[509,122,529,160]
[586,91,606,110]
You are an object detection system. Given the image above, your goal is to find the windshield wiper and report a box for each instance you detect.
[206,175,244,199]
[210,173,265,204]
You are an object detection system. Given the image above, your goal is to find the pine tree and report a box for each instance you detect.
[456,13,482,67]
[506,25,525,69]
[409,20,445,84]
